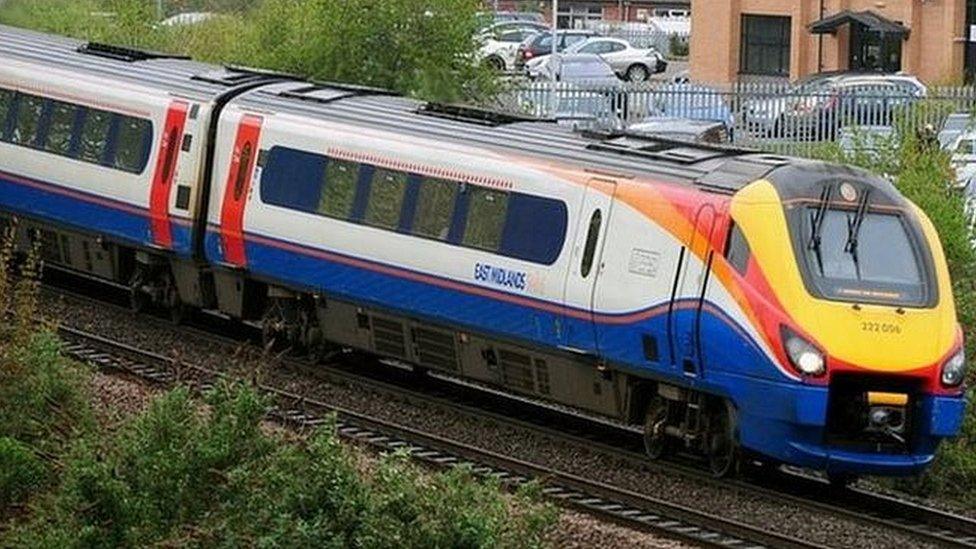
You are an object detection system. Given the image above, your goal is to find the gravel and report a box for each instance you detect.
[42,289,942,549]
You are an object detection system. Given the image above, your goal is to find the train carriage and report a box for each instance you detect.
[0,24,966,480]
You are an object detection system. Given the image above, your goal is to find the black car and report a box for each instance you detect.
[514,29,599,70]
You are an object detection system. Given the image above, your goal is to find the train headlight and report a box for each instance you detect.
[941,349,966,387]
[781,326,826,377]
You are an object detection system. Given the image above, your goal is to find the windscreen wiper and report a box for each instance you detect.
[844,189,872,279]
[808,184,833,275]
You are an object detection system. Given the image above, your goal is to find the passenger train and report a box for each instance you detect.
[0,25,966,479]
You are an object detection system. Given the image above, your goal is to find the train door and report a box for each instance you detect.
[561,177,618,354]
[218,114,263,268]
[668,203,717,378]
[148,100,189,250]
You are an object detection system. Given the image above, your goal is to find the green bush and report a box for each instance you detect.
[8,383,555,547]
[0,437,46,509]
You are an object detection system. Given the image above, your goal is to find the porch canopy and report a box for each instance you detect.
[808,10,910,39]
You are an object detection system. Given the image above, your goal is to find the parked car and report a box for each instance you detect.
[647,83,734,134]
[478,22,546,71]
[742,72,926,139]
[477,11,545,26]
[525,53,621,85]
[939,113,975,149]
[947,131,976,189]
[564,37,666,82]
[514,29,599,70]
[627,117,730,144]
[836,126,898,164]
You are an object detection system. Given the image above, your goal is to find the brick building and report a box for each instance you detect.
[492,1,690,27]
[690,0,976,84]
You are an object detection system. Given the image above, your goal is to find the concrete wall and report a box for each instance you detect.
[690,0,967,84]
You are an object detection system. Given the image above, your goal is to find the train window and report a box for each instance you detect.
[0,89,13,133]
[725,223,751,276]
[318,160,359,219]
[364,169,409,230]
[413,178,457,240]
[580,209,602,278]
[463,186,509,252]
[11,94,45,147]
[44,101,78,157]
[113,117,152,173]
[499,193,568,265]
[78,109,113,164]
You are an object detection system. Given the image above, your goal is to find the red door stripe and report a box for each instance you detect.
[149,100,189,249]
[219,114,263,267]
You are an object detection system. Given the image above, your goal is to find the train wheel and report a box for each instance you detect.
[706,400,739,478]
[643,394,672,460]
[128,271,149,314]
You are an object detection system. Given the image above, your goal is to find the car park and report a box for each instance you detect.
[564,37,666,82]
[514,29,599,70]
[742,73,926,139]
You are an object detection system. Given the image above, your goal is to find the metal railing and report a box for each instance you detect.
[499,80,976,158]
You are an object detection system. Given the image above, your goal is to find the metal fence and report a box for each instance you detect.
[502,80,976,158]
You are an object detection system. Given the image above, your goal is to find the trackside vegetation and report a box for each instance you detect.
[0,224,556,546]
[1,0,974,509]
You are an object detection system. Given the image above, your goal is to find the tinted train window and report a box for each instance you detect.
[463,186,509,252]
[257,146,567,265]
[0,90,13,130]
[0,88,152,173]
[413,178,457,240]
[725,223,751,276]
[78,110,113,164]
[114,117,152,173]
[319,160,359,219]
[580,210,602,277]
[44,101,78,156]
[364,169,408,230]
[11,94,44,147]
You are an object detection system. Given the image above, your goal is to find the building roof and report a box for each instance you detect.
[808,10,909,38]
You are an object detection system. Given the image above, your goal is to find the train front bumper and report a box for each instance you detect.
[732,376,967,476]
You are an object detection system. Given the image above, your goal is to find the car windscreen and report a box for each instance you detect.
[793,207,933,307]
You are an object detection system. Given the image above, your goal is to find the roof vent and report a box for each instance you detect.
[76,42,190,62]
[418,103,540,127]
[277,82,399,104]
[193,65,299,86]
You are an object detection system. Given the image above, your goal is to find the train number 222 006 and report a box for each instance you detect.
[861,321,902,334]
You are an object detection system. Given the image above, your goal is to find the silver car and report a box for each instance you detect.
[564,37,666,82]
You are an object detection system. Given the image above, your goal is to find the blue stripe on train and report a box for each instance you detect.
[0,171,193,256]
[205,228,786,386]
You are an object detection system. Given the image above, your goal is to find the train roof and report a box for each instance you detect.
[236,81,800,192]
[0,23,286,101]
[0,23,855,194]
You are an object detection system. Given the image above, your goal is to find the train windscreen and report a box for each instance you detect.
[794,205,934,307]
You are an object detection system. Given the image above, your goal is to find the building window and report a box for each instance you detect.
[740,15,791,76]
[556,5,602,29]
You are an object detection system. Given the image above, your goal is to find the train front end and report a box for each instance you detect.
[729,162,966,476]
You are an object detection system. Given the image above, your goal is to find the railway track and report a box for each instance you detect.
[57,324,817,549]
[42,274,976,548]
